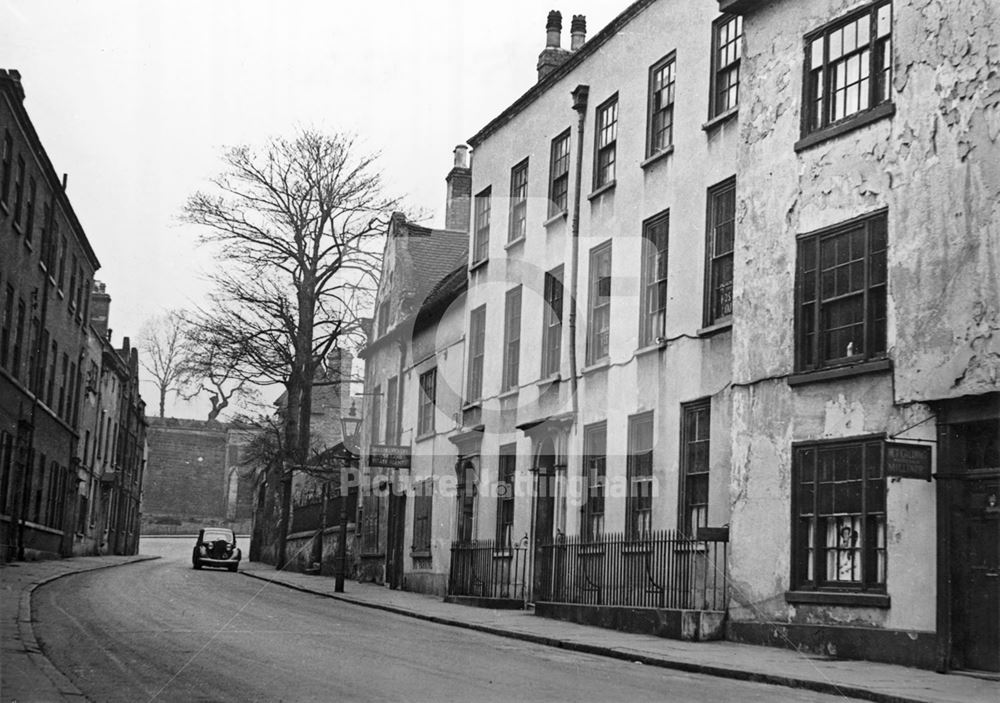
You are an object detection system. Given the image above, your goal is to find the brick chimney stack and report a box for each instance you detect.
[90,280,111,338]
[571,15,587,51]
[537,10,571,81]
[444,145,471,232]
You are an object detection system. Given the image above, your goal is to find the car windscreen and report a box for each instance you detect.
[202,530,234,542]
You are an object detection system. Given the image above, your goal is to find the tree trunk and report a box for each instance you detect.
[159,386,166,418]
[274,378,301,569]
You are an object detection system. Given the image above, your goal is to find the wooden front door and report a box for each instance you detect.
[386,490,407,589]
[954,475,1000,672]
[532,444,556,601]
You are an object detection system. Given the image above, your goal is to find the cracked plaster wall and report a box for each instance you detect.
[726,0,993,633]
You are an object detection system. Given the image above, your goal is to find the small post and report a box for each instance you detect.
[335,460,350,592]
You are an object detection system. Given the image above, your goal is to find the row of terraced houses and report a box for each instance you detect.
[1,69,148,560]
[314,0,996,675]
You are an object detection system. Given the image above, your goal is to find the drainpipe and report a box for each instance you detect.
[567,85,589,418]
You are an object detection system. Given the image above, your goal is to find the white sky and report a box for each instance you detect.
[2,0,619,418]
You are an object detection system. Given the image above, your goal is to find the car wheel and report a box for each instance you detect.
[228,564,238,572]
[193,560,202,570]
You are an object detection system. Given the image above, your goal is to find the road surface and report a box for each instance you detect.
[32,537,850,702]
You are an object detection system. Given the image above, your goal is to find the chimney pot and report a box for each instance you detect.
[545,10,563,48]
[571,15,587,51]
[453,145,469,169]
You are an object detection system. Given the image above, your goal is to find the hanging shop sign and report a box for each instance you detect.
[367,444,412,469]
[885,442,932,481]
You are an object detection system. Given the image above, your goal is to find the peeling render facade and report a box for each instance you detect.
[722,0,999,672]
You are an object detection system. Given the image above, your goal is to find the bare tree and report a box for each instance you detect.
[182,129,392,567]
[138,310,188,418]
[179,323,258,421]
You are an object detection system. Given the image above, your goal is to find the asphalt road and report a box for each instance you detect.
[32,537,849,702]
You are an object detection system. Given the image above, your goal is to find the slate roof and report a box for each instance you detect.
[396,220,468,308]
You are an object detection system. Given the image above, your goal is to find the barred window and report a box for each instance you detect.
[587,242,612,364]
[496,446,516,546]
[501,286,522,392]
[647,54,676,156]
[680,399,710,536]
[417,368,436,436]
[466,305,486,402]
[804,1,892,135]
[627,412,654,539]
[796,210,887,371]
[582,422,606,541]
[508,159,528,243]
[473,188,491,265]
[640,210,669,345]
[709,14,742,118]
[541,266,563,378]
[594,95,618,189]
[412,478,433,554]
[705,177,735,326]
[548,130,570,217]
[385,376,398,444]
[793,438,886,591]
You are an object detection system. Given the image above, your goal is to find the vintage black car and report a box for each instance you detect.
[192,527,241,571]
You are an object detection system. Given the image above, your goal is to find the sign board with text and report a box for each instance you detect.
[885,442,932,481]
[367,444,412,469]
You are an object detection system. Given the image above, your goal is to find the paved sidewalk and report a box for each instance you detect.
[242,561,996,703]
[0,554,157,703]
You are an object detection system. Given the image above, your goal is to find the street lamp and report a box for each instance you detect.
[340,400,363,455]
[335,399,362,592]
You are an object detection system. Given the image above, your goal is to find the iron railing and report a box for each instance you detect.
[290,489,358,535]
[448,537,529,602]
[537,530,728,610]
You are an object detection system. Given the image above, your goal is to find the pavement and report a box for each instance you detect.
[240,561,998,703]
[0,554,158,703]
[0,554,995,703]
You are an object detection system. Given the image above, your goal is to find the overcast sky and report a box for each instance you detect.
[2,0,618,418]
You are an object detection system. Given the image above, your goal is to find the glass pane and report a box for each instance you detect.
[877,3,891,37]
[810,39,824,69]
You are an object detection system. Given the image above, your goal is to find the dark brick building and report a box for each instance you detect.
[1,69,108,559]
[142,418,254,533]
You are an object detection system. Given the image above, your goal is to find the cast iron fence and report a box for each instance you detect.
[290,489,358,535]
[448,537,529,602]
[537,530,728,610]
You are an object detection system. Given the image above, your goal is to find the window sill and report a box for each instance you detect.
[468,257,489,273]
[504,236,525,251]
[795,102,895,153]
[536,373,561,387]
[544,212,567,228]
[640,145,674,170]
[581,360,610,376]
[498,388,519,400]
[23,237,32,251]
[635,342,666,358]
[697,319,733,337]
[787,358,891,387]
[410,549,431,559]
[785,590,890,609]
[702,107,739,132]
[414,431,435,443]
[0,200,8,215]
[587,181,616,201]
[461,401,482,411]
[12,220,22,234]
